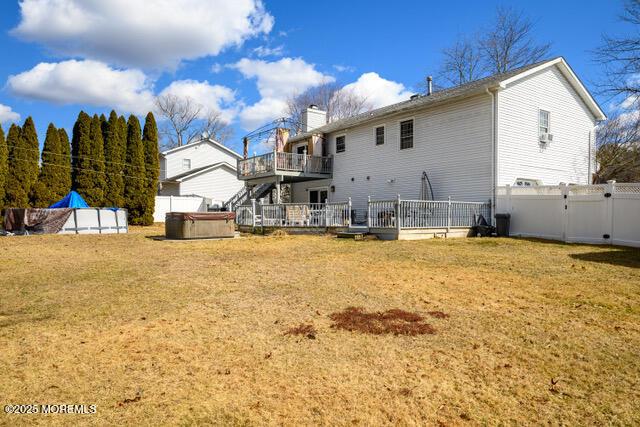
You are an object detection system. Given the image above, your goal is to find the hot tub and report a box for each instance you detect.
[165,212,236,239]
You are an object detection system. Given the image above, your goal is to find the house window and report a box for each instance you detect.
[375,126,385,145]
[400,119,413,149]
[336,135,346,153]
[182,159,191,170]
[539,110,550,135]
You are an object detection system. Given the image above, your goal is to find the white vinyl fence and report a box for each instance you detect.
[153,196,207,222]
[496,182,640,247]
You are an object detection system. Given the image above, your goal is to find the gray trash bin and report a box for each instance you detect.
[495,213,511,237]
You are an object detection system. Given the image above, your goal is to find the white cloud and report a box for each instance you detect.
[252,45,285,57]
[339,72,412,109]
[232,57,333,129]
[0,104,20,124]
[12,0,274,68]
[210,63,224,74]
[158,80,238,123]
[7,60,155,114]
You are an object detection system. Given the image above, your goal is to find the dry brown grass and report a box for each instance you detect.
[1,224,640,425]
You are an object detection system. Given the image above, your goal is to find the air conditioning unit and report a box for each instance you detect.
[540,133,554,144]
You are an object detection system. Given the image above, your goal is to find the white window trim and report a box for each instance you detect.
[373,124,386,146]
[308,186,330,203]
[398,117,415,150]
[182,158,191,170]
[538,109,550,136]
[335,133,346,154]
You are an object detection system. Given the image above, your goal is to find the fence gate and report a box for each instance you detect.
[497,182,640,248]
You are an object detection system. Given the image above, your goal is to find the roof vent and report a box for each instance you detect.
[427,76,433,96]
[410,94,421,100]
[309,104,319,109]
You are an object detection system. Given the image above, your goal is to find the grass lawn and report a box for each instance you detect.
[1,225,639,425]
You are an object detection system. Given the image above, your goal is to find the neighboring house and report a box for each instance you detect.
[159,138,244,207]
[237,57,606,215]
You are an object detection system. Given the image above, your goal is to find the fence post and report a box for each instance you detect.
[447,196,451,232]
[348,197,352,228]
[251,198,257,228]
[605,180,616,243]
[367,196,371,229]
[169,195,173,212]
[560,183,569,242]
[395,194,402,238]
[325,198,329,228]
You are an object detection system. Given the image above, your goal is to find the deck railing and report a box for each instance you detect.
[238,151,332,178]
[368,197,491,230]
[236,200,351,228]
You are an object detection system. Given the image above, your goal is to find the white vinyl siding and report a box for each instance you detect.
[497,66,596,186]
[292,93,493,210]
[162,140,240,180]
[179,166,244,205]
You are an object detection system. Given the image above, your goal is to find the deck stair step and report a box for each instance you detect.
[336,231,367,241]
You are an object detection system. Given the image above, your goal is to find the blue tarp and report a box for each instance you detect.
[49,191,90,209]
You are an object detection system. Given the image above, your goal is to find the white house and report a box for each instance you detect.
[159,137,244,207]
[237,57,606,217]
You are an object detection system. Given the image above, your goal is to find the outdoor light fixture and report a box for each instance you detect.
[330,185,335,192]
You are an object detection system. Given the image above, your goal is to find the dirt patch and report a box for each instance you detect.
[328,307,435,336]
[285,323,317,339]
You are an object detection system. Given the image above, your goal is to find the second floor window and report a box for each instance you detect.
[182,158,191,170]
[539,110,550,135]
[400,119,414,149]
[336,135,346,153]
[375,126,385,145]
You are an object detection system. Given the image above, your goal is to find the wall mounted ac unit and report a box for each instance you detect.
[540,133,554,144]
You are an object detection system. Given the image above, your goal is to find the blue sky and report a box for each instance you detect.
[0,1,625,154]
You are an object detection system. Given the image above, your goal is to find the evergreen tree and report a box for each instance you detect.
[87,114,106,205]
[123,115,146,224]
[6,118,39,207]
[141,112,159,225]
[0,126,7,210]
[103,111,126,207]
[32,124,71,207]
[71,111,96,203]
[57,128,72,193]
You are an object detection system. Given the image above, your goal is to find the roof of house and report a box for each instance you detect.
[288,57,606,143]
[162,161,236,182]
[160,137,242,159]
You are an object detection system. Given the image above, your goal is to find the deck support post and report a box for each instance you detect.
[367,196,371,229]
[274,176,281,204]
[251,198,257,228]
[447,196,452,232]
[395,194,402,239]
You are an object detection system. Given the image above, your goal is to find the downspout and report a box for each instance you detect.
[486,88,497,224]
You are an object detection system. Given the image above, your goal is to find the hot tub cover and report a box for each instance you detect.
[165,212,236,221]
[49,191,89,209]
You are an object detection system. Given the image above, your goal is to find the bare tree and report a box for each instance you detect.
[286,80,372,129]
[438,37,483,86]
[431,7,551,91]
[154,94,233,148]
[594,112,640,183]
[480,6,551,74]
[595,0,640,104]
